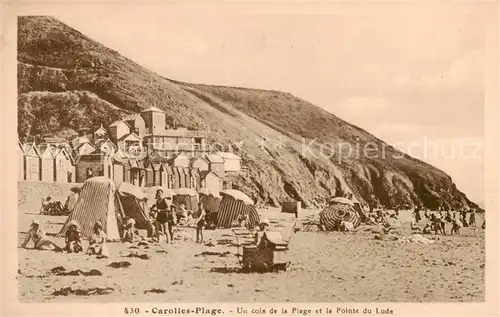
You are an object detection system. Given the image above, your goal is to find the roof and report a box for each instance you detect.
[141,106,165,113]
[42,137,67,143]
[23,143,41,157]
[117,132,141,142]
[94,124,107,135]
[36,144,56,158]
[54,147,74,163]
[220,189,253,205]
[95,139,117,149]
[123,114,144,122]
[75,142,97,151]
[206,154,224,164]
[143,129,206,138]
[172,152,189,161]
[191,156,209,164]
[217,152,241,160]
[109,120,130,128]
[200,170,220,179]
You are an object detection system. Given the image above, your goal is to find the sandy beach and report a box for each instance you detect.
[18,188,485,303]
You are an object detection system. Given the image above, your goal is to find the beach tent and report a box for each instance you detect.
[172,188,199,211]
[198,188,221,213]
[217,189,259,229]
[58,177,124,240]
[117,182,154,236]
[319,197,361,231]
[63,186,82,213]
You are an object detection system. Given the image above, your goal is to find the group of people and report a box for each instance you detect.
[412,207,481,236]
[149,189,208,244]
[20,219,109,257]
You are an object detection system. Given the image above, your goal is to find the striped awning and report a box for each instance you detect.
[58,177,122,240]
[319,203,361,231]
[217,195,259,229]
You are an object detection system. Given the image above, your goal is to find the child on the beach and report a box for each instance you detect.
[122,218,138,243]
[87,221,109,257]
[21,219,61,251]
[64,220,83,253]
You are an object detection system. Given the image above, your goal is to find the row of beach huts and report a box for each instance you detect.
[17,139,242,194]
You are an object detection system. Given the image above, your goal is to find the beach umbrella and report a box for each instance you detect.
[320,201,361,231]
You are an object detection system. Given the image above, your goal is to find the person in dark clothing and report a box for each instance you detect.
[469,209,476,227]
[154,189,171,243]
[193,203,206,244]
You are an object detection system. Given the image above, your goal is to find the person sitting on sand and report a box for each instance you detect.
[64,220,83,253]
[410,220,421,232]
[20,219,61,251]
[122,218,138,243]
[255,218,270,247]
[339,220,354,232]
[87,221,109,257]
[40,196,52,214]
[422,224,432,234]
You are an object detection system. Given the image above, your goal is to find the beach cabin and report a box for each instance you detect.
[54,147,75,183]
[128,158,141,186]
[37,145,56,182]
[217,152,242,172]
[112,157,126,185]
[172,152,190,168]
[93,124,109,143]
[171,166,181,189]
[190,168,201,189]
[152,163,162,186]
[75,149,113,183]
[18,141,25,181]
[191,156,210,172]
[206,154,225,177]
[23,144,41,181]
[163,165,175,189]
[200,171,221,194]
[176,166,186,188]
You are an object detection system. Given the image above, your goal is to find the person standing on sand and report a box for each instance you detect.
[461,209,469,227]
[20,219,61,251]
[166,204,176,243]
[414,208,421,223]
[193,202,206,244]
[469,209,476,227]
[154,189,171,243]
[450,214,462,236]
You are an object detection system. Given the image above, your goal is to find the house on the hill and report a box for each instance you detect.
[74,142,97,157]
[95,139,116,156]
[71,128,93,148]
[116,132,142,154]
[217,152,242,172]
[123,114,146,137]
[108,120,130,143]
[75,149,113,183]
[94,124,108,143]
[37,144,56,182]
[54,147,75,183]
[23,143,41,181]
[206,154,225,177]
[200,171,221,194]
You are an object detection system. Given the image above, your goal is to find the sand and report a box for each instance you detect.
[17,183,485,302]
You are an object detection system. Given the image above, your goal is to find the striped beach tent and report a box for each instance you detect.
[117,182,154,236]
[217,190,259,229]
[319,198,361,231]
[58,177,124,240]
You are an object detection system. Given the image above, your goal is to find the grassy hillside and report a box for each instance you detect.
[17,16,478,210]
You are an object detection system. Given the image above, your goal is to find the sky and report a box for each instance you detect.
[42,2,492,203]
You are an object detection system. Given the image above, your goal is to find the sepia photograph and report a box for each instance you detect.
[3,0,498,311]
